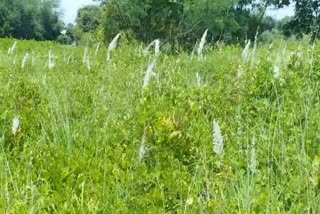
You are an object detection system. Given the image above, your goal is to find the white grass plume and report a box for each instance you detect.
[249,137,257,174]
[143,59,156,89]
[253,30,258,54]
[82,45,91,70]
[107,33,121,61]
[273,66,280,79]
[12,117,20,136]
[197,29,208,58]
[154,39,160,56]
[108,33,121,51]
[8,41,17,55]
[48,50,55,69]
[196,72,201,86]
[95,42,101,56]
[21,52,30,69]
[250,31,259,69]
[144,39,160,56]
[241,40,251,59]
[83,45,88,64]
[269,43,273,49]
[213,120,223,155]
[139,130,147,163]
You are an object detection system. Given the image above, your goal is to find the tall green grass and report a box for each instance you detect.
[0,38,320,213]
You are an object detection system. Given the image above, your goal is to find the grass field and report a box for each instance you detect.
[0,38,320,213]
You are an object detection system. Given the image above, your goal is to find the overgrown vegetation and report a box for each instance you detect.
[0,37,320,212]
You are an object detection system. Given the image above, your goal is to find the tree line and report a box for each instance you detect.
[1,0,319,48]
[0,0,62,40]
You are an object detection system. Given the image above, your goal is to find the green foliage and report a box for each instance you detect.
[76,5,102,33]
[0,0,63,41]
[260,29,285,43]
[1,38,320,212]
[56,34,72,45]
[71,5,102,45]
[283,0,320,39]
[97,0,290,48]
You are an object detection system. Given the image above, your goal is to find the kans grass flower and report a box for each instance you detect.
[107,33,121,61]
[249,137,257,174]
[21,52,30,69]
[198,29,208,58]
[12,117,20,136]
[143,59,156,89]
[241,40,251,60]
[8,41,17,55]
[48,50,55,69]
[139,132,146,163]
[144,39,160,57]
[274,65,280,79]
[213,120,223,155]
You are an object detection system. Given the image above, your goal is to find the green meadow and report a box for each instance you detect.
[0,38,320,213]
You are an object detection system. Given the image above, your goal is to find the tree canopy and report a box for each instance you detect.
[1,0,320,46]
[97,0,294,48]
[284,0,320,39]
[0,0,63,40]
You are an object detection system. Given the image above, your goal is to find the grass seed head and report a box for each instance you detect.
[48,50,55,69]
[274,66,280,79]
[198,29,208,58]
[12,117,20,136]
[107,33,121,61]
[241,40,251,60]
[8,41,17,55]
[213,120,223,155]
[21,52,30,69]
[186,198,193,205]
[95,42,100,56]
[154,39,160,56]
[143,59,156,89]
[144,39,160,56]
[139,133,146,163]
[196,72,201,86]
[249,137,257,174]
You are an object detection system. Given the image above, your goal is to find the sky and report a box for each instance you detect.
[266,5,295,19]
[59,0,98,24]
[59,0,294,24]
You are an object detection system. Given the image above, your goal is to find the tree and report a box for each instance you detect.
[0,0,63,41]
[39,1,63,40]
[96,0,292,49]
[76,5,102,33]
[100,0,181,42]
[0,1,21,37]
[284,0,320,39]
